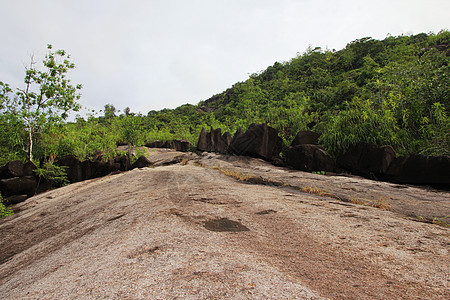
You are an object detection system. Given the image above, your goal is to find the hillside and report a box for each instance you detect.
[197,31,450,156]
[1,31,449,165]
[1,150,449,299]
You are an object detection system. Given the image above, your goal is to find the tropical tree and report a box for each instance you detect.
[103,104,117,119]
[1,45,82,161]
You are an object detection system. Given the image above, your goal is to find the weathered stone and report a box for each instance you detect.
[385,155,450,187]
[172,139,191,152]
[285,144,334,172]
[337,142,396,179]
[163,140,173,148]
[0,160,24,179]
[223,131,232,146]
[131,155,152,169]
[0,176,37,197]
[208,128,229,154]
[114,155,130,171]
[291,131,321,146]
[228,127,244,154]
[56,155,83,183]
[5,194,29,205]
[82,160,117,180]
[145,140,166,148]
[197,128,210,152]
[22,161,37,177]
[229,124,282,161]
[197,128,231,154]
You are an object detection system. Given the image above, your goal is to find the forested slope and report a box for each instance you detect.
[1,31,449,165]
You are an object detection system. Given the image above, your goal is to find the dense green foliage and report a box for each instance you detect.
[0,193,14,218]
[34,161,70,188]
[1,45,81,163]
[202,30,450,156]
[0,31,449,165]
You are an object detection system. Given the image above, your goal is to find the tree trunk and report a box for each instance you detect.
[28,125,33,162]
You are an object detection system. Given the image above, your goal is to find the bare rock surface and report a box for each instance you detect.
[0,150,449,299]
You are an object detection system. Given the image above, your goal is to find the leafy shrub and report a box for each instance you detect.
[34,161,70,188]
[0,193,13,218]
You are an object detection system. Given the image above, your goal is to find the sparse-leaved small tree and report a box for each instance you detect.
[2,44,82,161]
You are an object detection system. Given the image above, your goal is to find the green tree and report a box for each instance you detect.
[1,45,82,161]
[103,104,117,119]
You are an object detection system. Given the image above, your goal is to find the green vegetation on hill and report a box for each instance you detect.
[201,30,450,156]
[0,31,449,165]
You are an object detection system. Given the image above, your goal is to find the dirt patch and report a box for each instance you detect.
[203,218,250,232]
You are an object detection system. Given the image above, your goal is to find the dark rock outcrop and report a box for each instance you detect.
[285,144,334,172]
[56,155,124,183]
[229,124,282,161]
[81,160,118,181]
[163,141,173,148]
[23,161,37,177]
[145,140,166,148]
[114,155,131,171]
[0,176,37,197]
[131,156,152,169]
[172,140,191,152]
[56,155,83,183]
[385,155,450,187]
[0,160,25,179]
[197,128,210,152]
[337,142,396,179]
[145,139,192,151]
[5,194,29,205]
[197,128,232,154]
[291,131,321,146]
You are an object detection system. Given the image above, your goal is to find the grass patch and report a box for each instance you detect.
[350,196,392,210]
[301,186,334,197]
[372,197,392,210]
[415,215,450,227]
[213,166,253,181]
[212,166,283,186]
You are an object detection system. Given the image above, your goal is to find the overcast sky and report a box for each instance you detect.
[1,0,449,116]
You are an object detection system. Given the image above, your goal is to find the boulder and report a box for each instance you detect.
[285,144,334,172]
[385,155,450,187]
[163,140,173,148]
[197,128,231,154]
[0,160,24,179]
[229,124,282,161]
[56,155,83,183]
[215,130,232,154]
[197,128,210,152]
[131,155,152,169]
[0,176,37,197]
[336,142,396,179]
[114,155,130,171]
[23,161,37,177]
[211,128,224,153]
[223,131,232,147]
[82,159,117,180]
[145,140,166,148]
[291,131,321,146]
[172,139,191,152]
[5,194,29,205]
